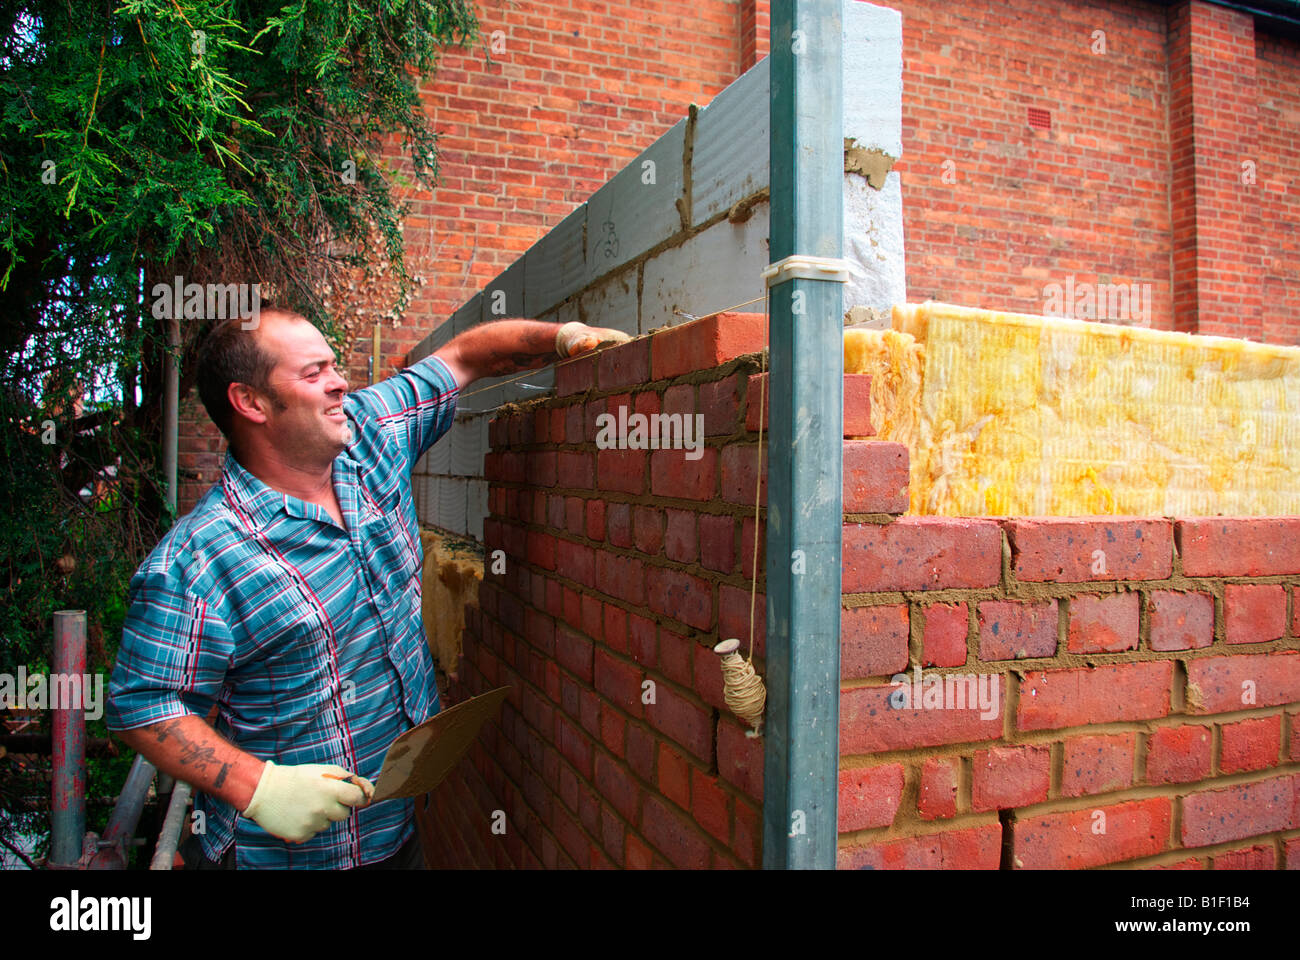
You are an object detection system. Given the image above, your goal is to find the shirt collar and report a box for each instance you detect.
[220,446,361,530]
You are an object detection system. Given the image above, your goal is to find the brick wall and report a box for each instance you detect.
[420,310,1300,868]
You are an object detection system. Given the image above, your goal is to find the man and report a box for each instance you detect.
[106,306,627,869]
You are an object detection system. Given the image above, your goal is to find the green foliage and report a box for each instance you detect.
[0,0,479,866]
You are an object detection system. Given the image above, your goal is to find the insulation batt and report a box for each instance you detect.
[843,301,1300,516]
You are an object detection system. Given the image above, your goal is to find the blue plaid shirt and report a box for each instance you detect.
[107,354,459,869]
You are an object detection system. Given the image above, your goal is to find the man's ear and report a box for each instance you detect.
[228,382,272,426]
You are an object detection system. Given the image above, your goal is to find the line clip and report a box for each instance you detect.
[761,254,852,288]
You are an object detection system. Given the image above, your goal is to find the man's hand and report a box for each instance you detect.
[243,761,374,844]
[555,321,632,358]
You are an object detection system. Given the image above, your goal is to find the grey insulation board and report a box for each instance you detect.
[690,57,770,226]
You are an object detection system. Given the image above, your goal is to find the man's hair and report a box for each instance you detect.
[195,310,293,441]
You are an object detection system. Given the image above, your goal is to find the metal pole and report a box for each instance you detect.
[163,314,180,514]
[150,780,193,870]
[49,610,87,868]
[763,0,844,869]
[88,753,156,869]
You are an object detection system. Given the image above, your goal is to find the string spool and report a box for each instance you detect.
[713,638,766,738]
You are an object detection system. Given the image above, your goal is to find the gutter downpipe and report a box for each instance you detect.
[763,0,844,869]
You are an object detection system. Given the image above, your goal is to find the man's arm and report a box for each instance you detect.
[433,318,631,390]
[115,714,266,812]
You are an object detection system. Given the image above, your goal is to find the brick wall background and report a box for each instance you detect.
[419,311,1300,868]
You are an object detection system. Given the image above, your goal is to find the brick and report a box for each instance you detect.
[657,627,693,688]
[601,806,625,864]
[624,832,655,869]
[1219,715,1281,774]
[693,641,726,712]
[651,448,718,500]
[698,513,736,573]
[971,745,1051,812]
[1186,651,1300,713]
[596,448,647,495]
[556,350,596,397]
[565,403,583,444]
[1013,798,1171,869]
[745,372,874,437]
[717,583,764,658]
[733,799,761,868]
[740,516,765,580]
[662,382,693,418]
[646,565,713,631]
[1061,733,1136,797]
[565,496,586,538]
[922,602,968,668]
[699,374,741,436]
[1212,845,1276,870]
[1224,583,1287,644]
[1294,587,1300,636]
[663,508,696,563]
[555,539,596,588]
[597,336,650,390]
[841,604,909,678]
[1147,590,1214,651]
[632,504,664,555]
[1017,662,1173,731]
[1004,518,1173,582]
[843,518,1002,592]
[918,757,959,820]
[657,743,691,808]
[625,722,656,783]
[606,502,632,547]
[840,680,1003,754]
[1179,518,1300,576]
[555,625,593,683]
[838,763,905,832]
[718,718,764,802]
[641,795,711,869]
[1286,837,1300,870]
[594,649,644,717]
[650,312,765,380]
[585,499,606,541]
[720,443,766,505]
[691,768,731,845]
[528,450,558,487]
[525,530,557,571]
[557,450,593,489]
[843,441,909,514]
[585,396,612,443]
[978,599,1058,660]
[1066,592,1140,653]
[644,682,713,764]
[1181,774,1299,847]
[596,551,646,606]
[838,823,1001,870]
[599,702,626,755]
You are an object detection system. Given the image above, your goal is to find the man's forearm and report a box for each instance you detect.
[115,715,266,812]
[436,319,562,387]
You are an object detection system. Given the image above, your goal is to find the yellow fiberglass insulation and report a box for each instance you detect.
[418,529,483,679]
[843,301,1300,517]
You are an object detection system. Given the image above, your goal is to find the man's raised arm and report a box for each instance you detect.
[433,318,630,390]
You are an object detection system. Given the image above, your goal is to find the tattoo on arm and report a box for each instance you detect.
[152,718,228,780]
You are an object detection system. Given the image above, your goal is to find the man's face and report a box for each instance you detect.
[253,313,351,462]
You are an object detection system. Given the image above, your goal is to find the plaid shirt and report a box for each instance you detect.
[107,354,459,869]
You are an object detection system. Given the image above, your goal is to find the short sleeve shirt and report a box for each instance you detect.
[106,354,459,869]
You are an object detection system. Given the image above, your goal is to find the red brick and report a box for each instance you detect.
[597,336,650,391]
[594,649,644,717]
[732,798,761,868]
[632,504,664,555]
[624,832,655,869]
[840,679,1003,753]
[557,450,593,489]
[838,763,905,832]
[1017,662,1173,731]
[1066,592,1140,653]
[662,382,693,418]
[644,682,713,765]
[641,795,711,869]
[1212,844,1276,870]
[718,718,764,802]
[1286,837,1300,870]
[599,702,626,755]
[657,627,693,688]
[650,447,717,500]
[698,513,736,573]
[606,502,632,547]
[657,743,691,808]
[556,350,596,397]
[918,757,959,820]
[978,599,1058,660]
[596,448,646,495]
[1181,774,1300,847]
[650,312,766,380]
[740,515,765,580]
[1004,518,1173,582]
[841,604,909,678]
[663,508,696,563]
[600,805,625,864]
[581,397,606,443]
[691,768,731,844]
[1147,590,1214,651]
[555,625,593,683]
[585,499,606,541]
[1294,587,1300,636]
[555,539,596,588]
[1013,798,1171,869]
[1224,583,1287,644]
[1219,715,1281,774]
[922,602,968,668]
[719,443,765,505]
[843,518,1002,593]
[1178,517,1300,576]
[971,744,1051,812]
[525,530,557,571]
[745,372,874,437]
[838,823,1001,870]
[532,407,550,443]
[843,441,909,514]
[1186,651,1300,713]
[1062,733,1136,797]
[596,551,646,606]
[1146,724,1213,785]
[699,374,741,437]
[717,583,764,658]
[594,751,641,824]
[528,450,558,487]
[646,565,713,631]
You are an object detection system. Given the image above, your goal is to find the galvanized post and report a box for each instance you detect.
[763,0,844,869]
[49,610,87,868]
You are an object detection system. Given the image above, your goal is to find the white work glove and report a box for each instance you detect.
[242,761,375,844]
[555,321,632,358]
